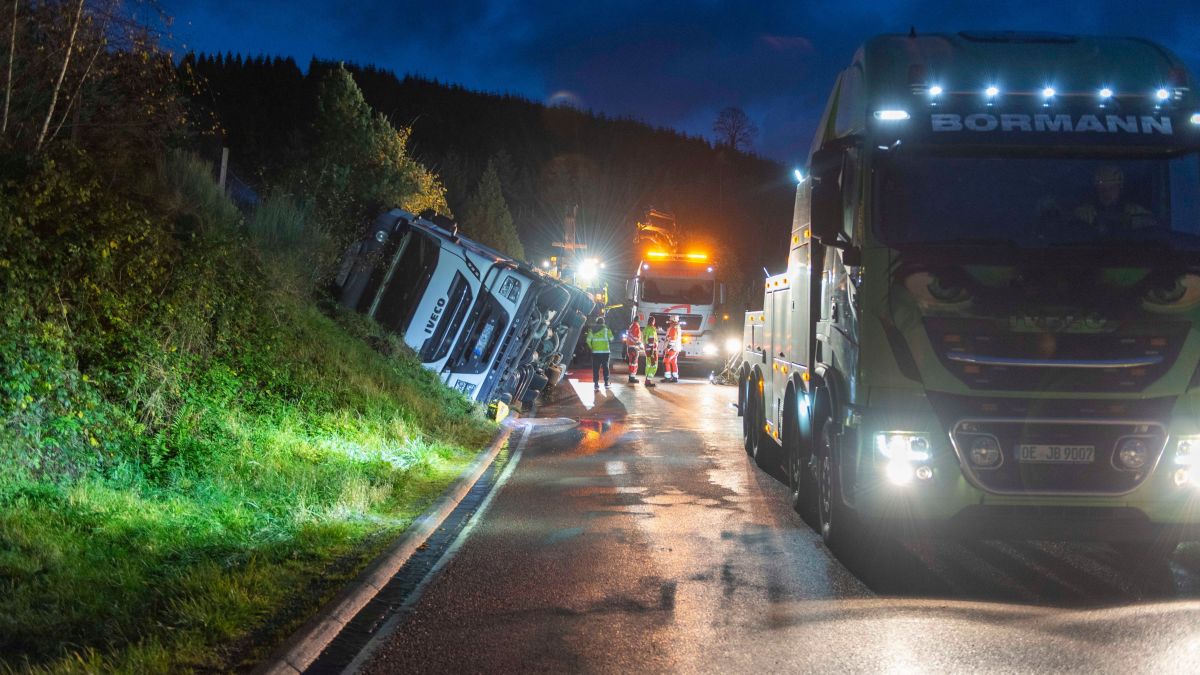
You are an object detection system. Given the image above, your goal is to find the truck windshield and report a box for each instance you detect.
[876,151,1200,251]
[641,278,715,305]
[374,230,440,332]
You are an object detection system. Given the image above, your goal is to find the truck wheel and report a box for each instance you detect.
[816,416,861,556]
[784,403,816,523]
[742,378,758,456]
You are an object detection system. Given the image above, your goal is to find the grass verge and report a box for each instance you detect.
[0,154,494,672]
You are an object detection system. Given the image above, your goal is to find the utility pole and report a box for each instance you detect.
[218,147,229,192]
[551,204,586,278]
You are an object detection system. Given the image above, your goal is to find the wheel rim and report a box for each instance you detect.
[818,430,833,539]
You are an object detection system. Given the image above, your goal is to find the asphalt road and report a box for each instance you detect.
[357,365,1200,674]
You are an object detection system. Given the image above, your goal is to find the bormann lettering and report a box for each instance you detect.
[931,114,1173,135]
[424,297,447,334]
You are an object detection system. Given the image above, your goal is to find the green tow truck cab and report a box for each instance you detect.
[738,31,1200,558]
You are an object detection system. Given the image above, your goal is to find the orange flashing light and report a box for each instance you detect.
[646,250,669,259]
[801,372,810,382]
[685,252,709,261]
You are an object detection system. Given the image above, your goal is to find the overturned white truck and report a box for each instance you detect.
[335,209,594,408]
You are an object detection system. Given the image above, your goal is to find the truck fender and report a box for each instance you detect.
[783,376,814,461]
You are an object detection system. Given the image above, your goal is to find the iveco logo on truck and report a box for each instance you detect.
[424,297,447,334]
[931,113,1173,134]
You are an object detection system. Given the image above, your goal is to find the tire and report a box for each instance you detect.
[815,415,862,557]
[784,397,816,523]
[743,376,758,455]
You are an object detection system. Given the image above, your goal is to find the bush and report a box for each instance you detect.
[1,149,493,671]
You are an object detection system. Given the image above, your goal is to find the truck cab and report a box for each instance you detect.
[628,252,728,367]
[740,32,1200,555]
[335,209,591,407]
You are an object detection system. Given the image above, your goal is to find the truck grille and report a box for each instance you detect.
[924,317,1188,392]
[649,312,703,331]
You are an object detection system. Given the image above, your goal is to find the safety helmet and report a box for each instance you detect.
[669,315,679,324]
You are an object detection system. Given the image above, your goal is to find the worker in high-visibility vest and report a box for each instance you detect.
[585,315,615,391]
[662,315,682,383]
[625,313,643,383]
[642,316,659,388]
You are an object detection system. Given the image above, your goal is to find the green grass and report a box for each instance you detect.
[0,297,493,673]
[0,153,495,671]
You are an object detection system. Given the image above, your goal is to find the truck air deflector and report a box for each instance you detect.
[946,353,1164,369]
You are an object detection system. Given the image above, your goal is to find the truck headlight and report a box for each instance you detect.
[702,344,718,356]
[1176,437,1197,466]
[875,432,931,462]
[725,338,741,355]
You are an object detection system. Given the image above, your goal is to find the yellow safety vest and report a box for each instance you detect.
[587,327,613,353]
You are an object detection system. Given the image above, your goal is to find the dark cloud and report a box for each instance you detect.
[161,0,1200,164]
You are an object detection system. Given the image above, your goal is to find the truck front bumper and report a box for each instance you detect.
[845,389,1200,541]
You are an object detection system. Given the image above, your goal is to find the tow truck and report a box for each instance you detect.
[738,31,1200,558]
[626,209,734,370]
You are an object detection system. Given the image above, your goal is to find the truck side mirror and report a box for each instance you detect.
[719,283,726,305]
[809,145,845,244]
[625,278,638,301]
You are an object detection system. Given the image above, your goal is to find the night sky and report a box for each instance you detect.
[160,1,1200,166]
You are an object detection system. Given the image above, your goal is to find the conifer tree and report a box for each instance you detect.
[463,157,524,259]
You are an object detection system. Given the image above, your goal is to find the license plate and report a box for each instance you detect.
[1016,444,1095,463]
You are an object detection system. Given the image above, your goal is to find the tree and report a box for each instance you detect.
[463,157,524,259]
[713,106,758,151]
[304,64,448,244]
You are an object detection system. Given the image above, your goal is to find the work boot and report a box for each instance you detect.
[628,375,639,383]
[594,383,600,391]
[645,379,656,388]
[604,381,611,388]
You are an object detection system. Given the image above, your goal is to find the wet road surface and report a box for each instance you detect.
[355,366,1200,674]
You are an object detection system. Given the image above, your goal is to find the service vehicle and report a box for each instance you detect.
[626,209,732,369]
[738,31,1200,558]
[335,209,592,407]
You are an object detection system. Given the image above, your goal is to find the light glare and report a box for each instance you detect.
[1042,86,1056,98]
[874,109,911,120]
[1099,87,1114,98]
[985,85,999,97]
[886,461,914,486]
[928,85,943,96]
[1156,88,1171,101]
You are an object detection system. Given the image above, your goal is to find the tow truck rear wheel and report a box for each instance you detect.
[784,398,816,524]
[815,416,862,558]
